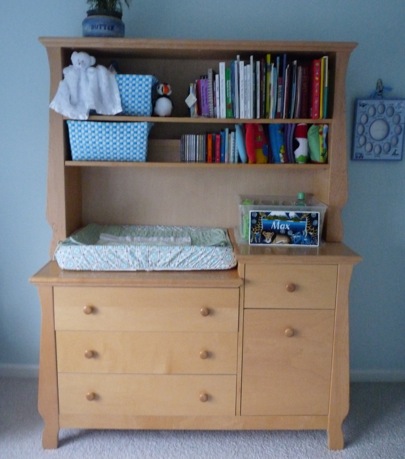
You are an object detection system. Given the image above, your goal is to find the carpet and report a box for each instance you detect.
[0,379,404,458]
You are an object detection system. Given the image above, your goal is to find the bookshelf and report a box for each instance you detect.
[38,38,357,253]
[31,38,360,450]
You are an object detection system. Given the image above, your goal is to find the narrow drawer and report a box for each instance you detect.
[56,331,237,374]
[58,374,236,416]
[244,264,337,309]
[54,287,239,332]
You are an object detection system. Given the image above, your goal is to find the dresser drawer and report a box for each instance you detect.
[242,309,334,415]
[244,264,337,309]
[56,331,237,374]
[54,287,239,332]
[58,374,236,416]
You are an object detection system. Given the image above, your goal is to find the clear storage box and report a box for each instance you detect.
[239,194,327,246]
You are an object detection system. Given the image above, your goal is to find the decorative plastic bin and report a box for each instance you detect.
[239,195,327,247]
[115,74,158,116]
[67,121,152,162]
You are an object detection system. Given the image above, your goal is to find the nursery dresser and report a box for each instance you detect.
[31,38,360,450]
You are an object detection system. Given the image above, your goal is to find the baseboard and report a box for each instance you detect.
[0,364,39,379]
[0,364,404,382]
[350,369,405,382]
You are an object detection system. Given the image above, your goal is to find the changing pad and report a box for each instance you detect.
[54,224,237,271]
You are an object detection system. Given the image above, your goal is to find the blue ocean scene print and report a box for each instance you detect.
[249,211,320,246]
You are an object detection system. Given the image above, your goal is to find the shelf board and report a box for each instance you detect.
[65,161,329,169]
[39,37,357,58]
[87,116,333,124]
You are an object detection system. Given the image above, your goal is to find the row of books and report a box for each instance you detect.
[180,130,237,163]
[179,123,328,164]
[187,54,329,121]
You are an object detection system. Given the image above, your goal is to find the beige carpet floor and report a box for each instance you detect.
[1,378,404,458]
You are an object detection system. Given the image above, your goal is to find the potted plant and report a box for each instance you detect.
[82,0,131,37]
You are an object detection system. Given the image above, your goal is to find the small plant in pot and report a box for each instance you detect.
[83,0,131,38]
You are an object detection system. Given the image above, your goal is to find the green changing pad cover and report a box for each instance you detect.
[54,224,237,271]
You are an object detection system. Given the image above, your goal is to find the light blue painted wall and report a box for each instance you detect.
[1,0,404,380]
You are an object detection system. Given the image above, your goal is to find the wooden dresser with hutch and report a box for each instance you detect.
[31,37,360,450]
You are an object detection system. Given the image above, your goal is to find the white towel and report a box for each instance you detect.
[50,52,122,120]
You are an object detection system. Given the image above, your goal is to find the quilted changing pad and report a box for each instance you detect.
[54,224,237,271]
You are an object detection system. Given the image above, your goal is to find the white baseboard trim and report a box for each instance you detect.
[350,369,405,382]
[0,364,404,382]
[0,364,38,379]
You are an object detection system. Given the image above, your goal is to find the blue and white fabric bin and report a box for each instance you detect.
[115,74,158,116]
[67,121,152,161]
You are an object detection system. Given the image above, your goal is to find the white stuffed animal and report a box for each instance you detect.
[50,51,122,119]
[153,83,173,117]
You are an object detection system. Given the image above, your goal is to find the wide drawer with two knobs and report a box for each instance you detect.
[54,286,239,331]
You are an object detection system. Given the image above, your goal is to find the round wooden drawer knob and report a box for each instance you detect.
[199,392,209,402]
[286,283,296,293]
[84,349,96,359]
[86,392,97,401]
[200,307,210,317]
[284,327,295,337]
[83,305,95,315]
[199,350,209,360]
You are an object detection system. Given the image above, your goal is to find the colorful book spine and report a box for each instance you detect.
[256,59,261,119]
[265,53,271,118]
[207,68,215,118]
[225,67,233,118]
[300,63,310,118]
[215,74,220,118]
[319,59,324,119]
[232,59,239,119]
[239,60,245,118]
[294,65,302,118]
[206,133,213,162]
[249,55,255,119]
[219,61,226,119]
[322,55,329,118]
[235,124,247,163]
[289,60,298,118]
[215,132,221,162]
[197,77,210,117]
[310,58,321,119]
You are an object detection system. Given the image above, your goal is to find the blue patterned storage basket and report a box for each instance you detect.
[67,121,152,161]
[115,74,158,116]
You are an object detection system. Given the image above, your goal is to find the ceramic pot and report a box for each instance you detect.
[82,9,125,37]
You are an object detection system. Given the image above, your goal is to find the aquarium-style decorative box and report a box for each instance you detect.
[239,195,327,247]
[249,210,321,246]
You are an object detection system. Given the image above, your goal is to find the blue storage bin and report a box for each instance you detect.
[67,121,152,161]
[115,74,158,116]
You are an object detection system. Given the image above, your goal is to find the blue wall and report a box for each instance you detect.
[1,0,404,380]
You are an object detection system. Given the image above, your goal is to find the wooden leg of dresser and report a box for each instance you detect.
[327,264,354,450]
[327,420,344,450]
[41,422,59,449]
[37,286,59,449]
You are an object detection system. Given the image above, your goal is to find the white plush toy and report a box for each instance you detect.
[50,51,122,120]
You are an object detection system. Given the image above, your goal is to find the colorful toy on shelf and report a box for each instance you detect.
[245,123,269,164]
[153,82,173,117]
[293,123,309,164]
